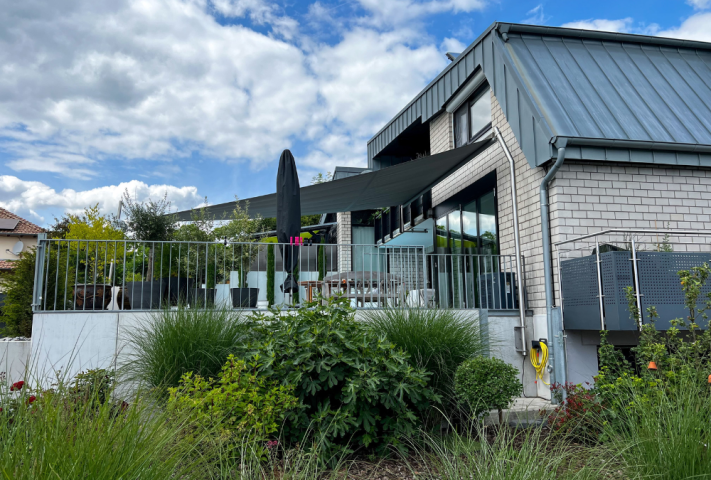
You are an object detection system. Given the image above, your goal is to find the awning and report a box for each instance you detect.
[175,134,494,221]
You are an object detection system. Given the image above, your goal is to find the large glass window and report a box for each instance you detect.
[453,84,492,148]
[435,188,497,256]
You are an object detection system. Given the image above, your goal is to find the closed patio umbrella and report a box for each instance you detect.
[276,149,301,296]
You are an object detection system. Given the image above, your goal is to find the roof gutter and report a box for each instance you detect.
[540,136,568,400]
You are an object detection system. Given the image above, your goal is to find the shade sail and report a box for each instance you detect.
[175,134,494,221]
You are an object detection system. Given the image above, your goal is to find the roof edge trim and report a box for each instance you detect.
[503,24,711,51]
[563,136,711,153]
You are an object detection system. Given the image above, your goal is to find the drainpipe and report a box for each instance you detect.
[540,137,567,391]
[494,127,526,356]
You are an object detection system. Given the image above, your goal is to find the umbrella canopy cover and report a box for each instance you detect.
[276,149,301,294]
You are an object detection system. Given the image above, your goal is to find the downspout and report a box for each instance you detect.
[540,137,567,391]
[494,127,526,355]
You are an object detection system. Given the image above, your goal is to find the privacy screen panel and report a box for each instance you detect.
[601,251,637,331]
[638,252,711,330]
[561,255,602,330]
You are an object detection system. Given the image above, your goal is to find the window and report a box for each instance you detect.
[435,188,497,255]
[454,84,492,148]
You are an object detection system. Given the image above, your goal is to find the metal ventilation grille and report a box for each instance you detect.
[561,255,601,330]
[638,252,711,330]
[601,251,637,330]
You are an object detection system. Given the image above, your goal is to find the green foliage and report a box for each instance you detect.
[0,379,200,479]
[69,368,115,408]
[168,355,298,459]
[267,244,275,306]
[240,296,437,464]
[120,306,248,395]
[364,308,488,402]
[548,382,604,444]
[66,204,126,241]
[122,191,176,241]
[0,250,36,336]
[454,355,522,418]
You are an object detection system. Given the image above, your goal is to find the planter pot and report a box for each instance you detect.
[73,284,112,310]
[231,287,259,308]
[166,278,197,306]
[123,280,167,310]
[193,288,216,308]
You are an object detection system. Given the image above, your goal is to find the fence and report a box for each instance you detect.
[31,239,427,312]
[556,229,711,331]
[426,253,524,310]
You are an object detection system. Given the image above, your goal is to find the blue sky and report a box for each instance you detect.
[0,0,709,225]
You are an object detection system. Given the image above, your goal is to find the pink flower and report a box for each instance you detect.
[266,440,279,450]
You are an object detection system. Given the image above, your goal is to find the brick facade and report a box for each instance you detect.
[337,211,352,272]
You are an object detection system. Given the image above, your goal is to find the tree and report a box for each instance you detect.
[121,191,177,281]
[0,250,37,337]
[311,172,333,185]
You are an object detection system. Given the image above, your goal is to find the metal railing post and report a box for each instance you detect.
[630,238,643,329]
[595,238,605,331]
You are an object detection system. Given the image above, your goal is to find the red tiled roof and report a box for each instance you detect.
[0,208,45,235]
[0,259,17,270]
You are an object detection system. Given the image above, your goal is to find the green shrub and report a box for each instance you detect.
[454,356,522,422]
[364,308,488,401]
[241,296,437,464]
[121,306,248,395]
[168,355,298,459]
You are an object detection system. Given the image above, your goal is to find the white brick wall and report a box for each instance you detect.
[337,211,352,272]
[430,111,453,154]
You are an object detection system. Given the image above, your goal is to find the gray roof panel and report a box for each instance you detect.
[368,22,711,168]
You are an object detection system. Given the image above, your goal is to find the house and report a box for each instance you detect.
[33,22,711,396]
[0,208,44,271]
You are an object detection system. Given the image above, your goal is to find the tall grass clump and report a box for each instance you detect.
[364,308,489,399]
[0,380,201,479]
[605,374,711,480]
[121,305,248,394]
[409,420,604,480]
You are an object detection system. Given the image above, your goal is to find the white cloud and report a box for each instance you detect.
[0,0,455,182]
[561,17,635,33]
[0,175,203,221]
[522,4,549,25]
[658,12,711,42]
[441,37,467,54]
[687,0,711,10]
[354,0,487,28]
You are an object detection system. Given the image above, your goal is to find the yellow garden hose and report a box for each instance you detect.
[530,341,549,385]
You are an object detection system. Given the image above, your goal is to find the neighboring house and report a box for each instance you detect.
[172,22,711,392]
[0,208,45,272]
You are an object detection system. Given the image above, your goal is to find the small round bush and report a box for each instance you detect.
[455,355,522,419]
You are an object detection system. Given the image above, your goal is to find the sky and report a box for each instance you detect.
[1,0,710,226]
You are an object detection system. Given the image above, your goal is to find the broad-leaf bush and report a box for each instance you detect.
[168,355,298,460]
[454,355,522,421]
[240,296,438,464]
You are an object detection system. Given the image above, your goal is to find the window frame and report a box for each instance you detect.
[453,83,492,148]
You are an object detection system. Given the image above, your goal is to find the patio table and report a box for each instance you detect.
[322,272,403,307]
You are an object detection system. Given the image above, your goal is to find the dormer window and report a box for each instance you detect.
[454,84,492,148]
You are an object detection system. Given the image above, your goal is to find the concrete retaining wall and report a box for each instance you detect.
[31,308,547,396]
[0,340,31,386]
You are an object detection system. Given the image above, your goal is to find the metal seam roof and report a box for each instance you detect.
[367,22,711,168]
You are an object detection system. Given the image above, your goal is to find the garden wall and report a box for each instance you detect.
[0,340,31,386]
[30,309,547,397]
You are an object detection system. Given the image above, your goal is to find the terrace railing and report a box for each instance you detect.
[426,253,525,310]
[31,239,427,312]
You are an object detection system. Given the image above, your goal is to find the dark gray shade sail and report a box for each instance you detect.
[175,135,494,221]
